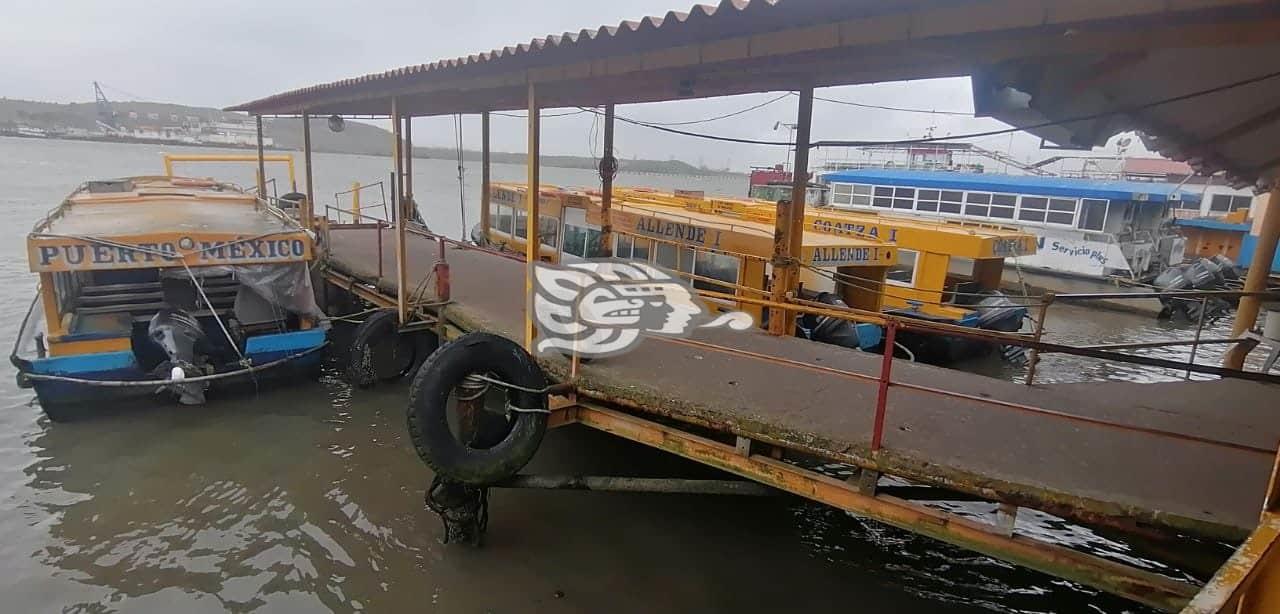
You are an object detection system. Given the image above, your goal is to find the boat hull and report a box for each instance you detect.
[19,329,326,417]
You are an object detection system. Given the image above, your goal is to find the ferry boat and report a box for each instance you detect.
[614,187,1038,364]
[820,168,1198,283]
[477,183,893,351]
[11,175,328,420]
[478,184,1037,363]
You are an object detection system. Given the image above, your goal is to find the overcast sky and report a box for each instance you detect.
[2,0,1144,169]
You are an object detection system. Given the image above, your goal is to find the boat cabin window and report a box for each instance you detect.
[964,193,991,217]
[1078,199,1108,231]
[832,183,852,205]
[513,209,528,239]
[886,249,919,287]
[584,228,605,258]
[1018,197,1048,222]
[692,250,741,293]
[872,186,894,208]
[892,187,915,210]
[494,205,513,234]
[1210,194,1251,213]
[654,242,696,273]
[616,235,652,260]
[916,189,940,212]
[939,190,964,214]
[989,194,1016,219]
[539,214,558,248]
[1047,198,1077,225]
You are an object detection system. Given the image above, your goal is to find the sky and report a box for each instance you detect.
[1,0,1146,170]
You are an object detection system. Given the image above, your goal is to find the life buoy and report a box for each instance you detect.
[407,332,548,485]
[346,309,435,387]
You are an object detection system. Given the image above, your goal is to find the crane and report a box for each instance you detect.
[93,81,119,133]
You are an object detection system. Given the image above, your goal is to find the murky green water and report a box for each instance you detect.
[1,135,1247,613]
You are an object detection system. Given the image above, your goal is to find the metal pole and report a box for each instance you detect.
[301,112,315,230]
[254,115,266,198]
[391,98,409,324]
[1226,182,1280,369]
[871,320,897,452]
[524,82,541,351]
[480,111,491,238]
[767,87,813,335]
[1187,297,1209,380]
[404,115,414,222]
[1025,294,1053,386]
[599,103,616,257]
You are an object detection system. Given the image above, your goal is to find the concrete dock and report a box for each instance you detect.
[325,225,1279,540]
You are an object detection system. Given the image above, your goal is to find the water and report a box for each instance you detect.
[0,136,1243,613]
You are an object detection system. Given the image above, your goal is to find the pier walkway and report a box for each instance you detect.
[325,225,1279,540]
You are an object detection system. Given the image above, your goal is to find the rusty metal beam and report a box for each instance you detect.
[254,115,266,197]
[570,402,1199,612]
[599,103,615,257]
[481,111,491,237]
[302,111,315,230]
[524,82,541,351]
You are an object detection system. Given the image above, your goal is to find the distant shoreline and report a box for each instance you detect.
[0,132,744,179]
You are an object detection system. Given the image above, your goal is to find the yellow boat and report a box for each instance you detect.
[12,172,327,420]
[480,182,895,350]
[610,187,1040,363]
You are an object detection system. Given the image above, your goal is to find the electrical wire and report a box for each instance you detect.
[806,92,973,116]
[634,92,793,126]
[577,69,1280,150]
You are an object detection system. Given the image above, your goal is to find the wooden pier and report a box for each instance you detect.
[229,1,1280,609]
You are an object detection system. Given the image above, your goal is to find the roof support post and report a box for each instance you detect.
[404,115,414,221]
[767,87,813,335]
[391,97,410,325]
[254,115,267,199]
[599,104,616,257]
[480,111,491,238]
[302,111,315,230]
[524,82,541,351]
[1225,181,1280,369]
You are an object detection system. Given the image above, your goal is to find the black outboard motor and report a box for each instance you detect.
[972,291,1028,363]
[1154,256,1237,321]
[148,308,211,405]
[796,292,883,351]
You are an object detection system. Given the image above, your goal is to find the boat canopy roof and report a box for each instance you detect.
[28,176,313,273]
[822,169,1201,205]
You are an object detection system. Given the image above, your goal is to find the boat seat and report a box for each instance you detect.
[75,285,238,307]
[64,312,133,341]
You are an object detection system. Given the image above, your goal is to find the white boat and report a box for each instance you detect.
[820,168,1197,281]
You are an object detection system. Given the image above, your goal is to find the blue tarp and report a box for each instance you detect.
[1175,218,1251,232]
[821,169,1199,205]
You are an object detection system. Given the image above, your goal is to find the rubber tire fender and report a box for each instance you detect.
[346,309,435,387]
[407,332,548,485]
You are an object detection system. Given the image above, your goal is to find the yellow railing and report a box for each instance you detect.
[162,153,297,193]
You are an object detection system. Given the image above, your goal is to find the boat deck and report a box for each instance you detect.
[326,225,1279,539]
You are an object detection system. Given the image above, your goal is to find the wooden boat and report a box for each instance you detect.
[478,183,895,351]
[12,175,327,420]
[611,187,1039,364]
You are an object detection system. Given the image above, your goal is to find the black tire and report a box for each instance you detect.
[346,309,435,387]
[407,332,548,485]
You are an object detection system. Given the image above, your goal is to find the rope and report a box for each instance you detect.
[20,342,328,387]
[454,113,468,239]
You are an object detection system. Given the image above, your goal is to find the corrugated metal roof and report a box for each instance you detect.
[1122,158,1195,177]
[822,168,1201,204]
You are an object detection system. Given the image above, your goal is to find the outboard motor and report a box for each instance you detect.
[971,291,1028,364]
[469,223,489,247]
[1154,257,1236,321]
[796,292,883,351]
[148,308,211,405]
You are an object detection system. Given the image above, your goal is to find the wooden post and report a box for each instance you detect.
[1226,183,1280,369]
[480,111,491,238]
[254,115,266,198]
[767,87,813,335]
[392,98,409,324]
[524,83,541,351]
[301,112,315,229]
[599,103,616,257]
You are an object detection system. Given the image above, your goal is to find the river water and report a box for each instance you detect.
[0,136,1256,613]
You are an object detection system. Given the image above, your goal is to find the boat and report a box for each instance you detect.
[613,187,1038,364]
[819,168,1197,284]
[11,174,328,420]
[477,183,893,352]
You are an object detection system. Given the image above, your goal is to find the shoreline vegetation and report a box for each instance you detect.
[1,97,740,177]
